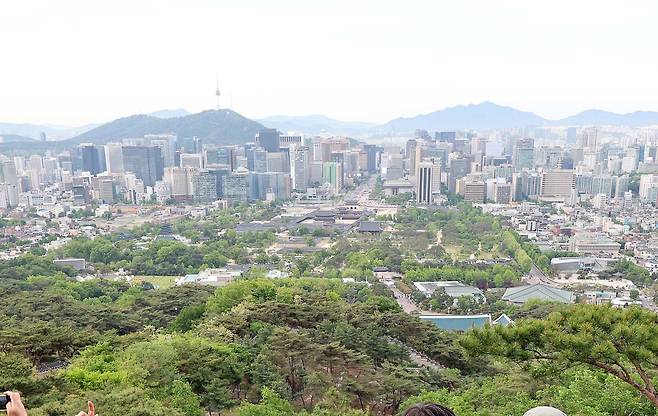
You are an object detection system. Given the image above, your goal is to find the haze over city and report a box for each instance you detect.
[4,0,658,125]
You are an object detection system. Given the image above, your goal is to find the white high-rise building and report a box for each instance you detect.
[27,155,43,190]
[639,174,658,202]
[416,162,434,204]
[105,143,124,173]
[125,173,146,194]
[621,155,637,173]
[290,146,309,191]
[165,167,195,200]
[13,156,25,175]
[0,158,18,187]
[592,193,608,209]
[430,159,441,197]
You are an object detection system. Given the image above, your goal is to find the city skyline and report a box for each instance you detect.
[4,0,658,125]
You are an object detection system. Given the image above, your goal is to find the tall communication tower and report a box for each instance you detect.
[215,80,221,110]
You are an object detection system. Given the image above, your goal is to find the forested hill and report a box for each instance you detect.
[70,109,265,145]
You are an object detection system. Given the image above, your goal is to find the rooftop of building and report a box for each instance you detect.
[502,284,574,304]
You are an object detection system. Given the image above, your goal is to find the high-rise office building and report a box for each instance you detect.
[81,144,102,175]
[575,173,593,195]
[256,129,281,152]
[251,148,268,172]
[250,171,291,201]
[0,159,19,207]
[206,167,230,198]
[178,136,202,153]
[639,174,658,202]
[146,134,177,167]
[266,152,286,173]
[406,139,418,174]
[217,146,237,171]
[578,128,598,148]
[291,146,310,191]
[27,155,43,190]
[448,154,470,193]
[512,138,534,170]
[463,180,486,203]
[104,143,124,173]
[96,178,116,204]
[493,182,513,204]
[436,131,457,142]
[520,170,542,199]
[0,159,18,187]
[541,169,575,199]
[363,144,380,173]
[224,169,249,205]
[614,175,629,198]
[470,137,487,164]
[192,170,218,203]
[416,162,434,204]
[322,162,343,193]
[592,174,614,197]
[566,127,577,144]
[164,167,194,201]
[122,146,164,187]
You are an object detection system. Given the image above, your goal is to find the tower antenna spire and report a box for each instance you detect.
[215,79,221,110]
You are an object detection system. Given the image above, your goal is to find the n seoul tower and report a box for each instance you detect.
[215,80,221,109]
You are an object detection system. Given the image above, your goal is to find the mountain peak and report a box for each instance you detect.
[147,108,191,119]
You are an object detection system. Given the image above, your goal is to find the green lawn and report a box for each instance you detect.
[136,275,178,289]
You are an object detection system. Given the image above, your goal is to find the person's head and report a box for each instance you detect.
[523,406,566,416]
[403,403,457,416]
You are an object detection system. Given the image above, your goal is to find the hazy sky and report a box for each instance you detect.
[3,0,658,125]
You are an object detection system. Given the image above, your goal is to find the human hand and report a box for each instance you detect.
[4,391,27,416]
[76,401,95,416]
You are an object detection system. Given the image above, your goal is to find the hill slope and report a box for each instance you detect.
[72,109,264,145]
[0,134,36,143]
[553,109,658,126]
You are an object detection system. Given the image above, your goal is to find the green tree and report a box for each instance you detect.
[462,304,658,408]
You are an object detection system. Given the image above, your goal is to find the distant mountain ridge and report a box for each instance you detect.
[4,103,658,147]
[258,114,377,135]
[71,109,264,145]
[264,103,658,135]
[380,101,546,132]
